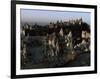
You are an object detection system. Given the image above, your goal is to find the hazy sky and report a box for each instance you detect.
[20,9,91,25]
